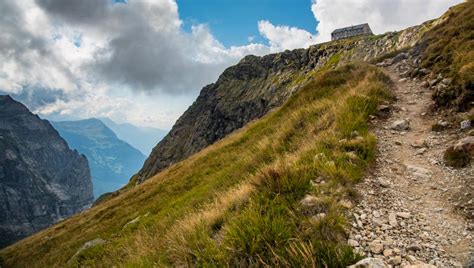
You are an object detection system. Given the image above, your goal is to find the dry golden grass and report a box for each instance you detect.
[0,63,390,267]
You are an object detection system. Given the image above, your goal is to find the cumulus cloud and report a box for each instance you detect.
[35,0,109,25]
[0,0,462,128]
[258,20,316,51]
[311,0,463,43]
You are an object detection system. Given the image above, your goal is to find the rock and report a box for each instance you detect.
[460,120,471,130]
[393,52,409,63]
[396,212,411,219]
[454,136,474,154]
[68,238,106,264]
[340,199,354,209]
[444,136,474,167]
[415,148,427,155]
[403,264,436,268]
[378,178,390,188]
[440,78,452,86]
[405,165,432,179]
[395,140,402,146]
[300,195,319,207]
[406,255,417,263]
[373,210,381,218]
[348,258,388,268]
[410,139,427,148]
[388,256,402,265]
[428,79,439,87]
[123,216,141,229]
[348,239,360,247]
[0,96,93,248]
[383,248,393,257]
[419,68,430,75]
[406,244,421,251]
[388,213,398,227]
[391,119,410,131]
[369,241,384,254]
[377,105,390,112]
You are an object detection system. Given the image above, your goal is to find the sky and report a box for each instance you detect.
[0,0,463,129]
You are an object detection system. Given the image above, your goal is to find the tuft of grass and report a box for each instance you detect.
[418,0,474,110]
[444,146,471,168]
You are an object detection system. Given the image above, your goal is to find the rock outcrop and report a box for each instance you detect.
[0,95,93,248]
[135,23,429,184]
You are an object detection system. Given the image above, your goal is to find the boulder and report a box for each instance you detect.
[444,136,473,167]
[391,119,410,131]
[406,244,421,251]
[454,136,474,154]
[388,256,402,265]
[392,52,409,63]
[348,258,388,268]
[405,165,432,179]
[461,119,471,130]
[368,241,384,254]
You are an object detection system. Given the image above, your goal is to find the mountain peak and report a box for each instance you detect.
[0,95,32,115]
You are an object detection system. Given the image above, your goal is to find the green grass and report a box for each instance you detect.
[162,64,389,267]
[0,63,391,267]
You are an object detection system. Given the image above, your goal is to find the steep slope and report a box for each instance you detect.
[52,119,146,197]
[1,2,471,266]
[0,96,93,248]
[135,20,428,183]
[0,64,391,266]
[100,118,167,155]
[415,1,474,110]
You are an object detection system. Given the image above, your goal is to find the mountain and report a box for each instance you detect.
[1,2,472,267]
[134,17,425,184]
[51,119,146,198]
[100,118,168,155]
[0,95,93,248]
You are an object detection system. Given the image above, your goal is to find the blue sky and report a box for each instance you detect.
[177,0,318,47]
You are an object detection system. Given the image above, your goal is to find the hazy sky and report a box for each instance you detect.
[0,0,462,129]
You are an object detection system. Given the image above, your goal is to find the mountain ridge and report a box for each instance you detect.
[51,118,146,198]
[100,118,168,156]
[134,21,427,184]
[0,95,93,248]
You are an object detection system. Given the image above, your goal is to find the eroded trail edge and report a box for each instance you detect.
[348,63,474,267]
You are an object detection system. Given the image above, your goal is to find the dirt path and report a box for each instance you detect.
[347,64,474,267]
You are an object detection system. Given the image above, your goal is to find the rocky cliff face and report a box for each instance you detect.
[0,95,93,248]
[135,22,430,184]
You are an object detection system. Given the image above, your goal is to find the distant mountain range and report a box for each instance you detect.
[100,118,168,156]
[52,119,146,198]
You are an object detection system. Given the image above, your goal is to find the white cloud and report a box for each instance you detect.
[0,0,462,128]
[0,0,271,128]
[258,20,316,51]
[311,0,463,43]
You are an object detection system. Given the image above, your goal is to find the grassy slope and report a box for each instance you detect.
[0,63,391,267]
[419,0,474,109]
